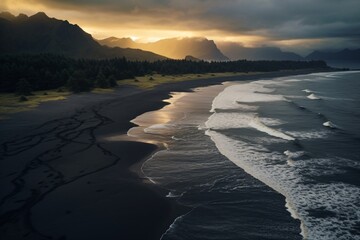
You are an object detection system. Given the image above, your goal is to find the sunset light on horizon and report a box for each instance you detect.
[2,0,360,55]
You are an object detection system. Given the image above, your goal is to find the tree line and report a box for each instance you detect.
[0,54,329,93]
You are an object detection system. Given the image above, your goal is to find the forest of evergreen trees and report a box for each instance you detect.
[0,54,329,93]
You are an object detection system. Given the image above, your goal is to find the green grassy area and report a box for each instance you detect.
[0,90,70,119]
[117,72,254,89]
[0,72,258,118]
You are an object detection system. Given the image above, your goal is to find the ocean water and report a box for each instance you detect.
[129,71,360,240]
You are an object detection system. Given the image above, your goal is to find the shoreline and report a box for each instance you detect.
[0,69,333,119]
[0,69,333,239]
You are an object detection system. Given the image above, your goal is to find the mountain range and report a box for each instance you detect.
[98,37,229,61]
[0,11,359,66]
[306,48,360,68]
[306,48,360,61]
[217,42,304,61]
[0,12,166,61]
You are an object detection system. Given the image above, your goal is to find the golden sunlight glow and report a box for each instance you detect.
[273,39,326,47]
[2,0,355,54]
[1,0,267,45]
[129,36,139,41]
[212,35,268,47]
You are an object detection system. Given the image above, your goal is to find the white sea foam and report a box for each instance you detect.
[235,102,259,111]
[210,82,284,112]
[307,93,322,100]
[285,79,302,82]
[205,111,292,141]
[166,191,184,198]
[323,121,337,129]
[310,72,344,79]
[204,75,360,239]
[259,117,285,126]
[249,117,295,141]
[284,150,305,166]
[302,89,312,93]
[160,208,196,240]
[206,130,360,240]
[284,150,306,159]
[285,199,307,236]
[208,81,295,140]
[206,112,253,129]
[285,130,330,140]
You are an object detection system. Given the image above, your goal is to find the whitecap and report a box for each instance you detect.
[285,130,329,140]
[206,130,360,239]
[166,191,184,198]
[284,150,306,166]
[323,121,337,129]
[284,150,305,159]
[307,93,322,100]
[249,116,295,141]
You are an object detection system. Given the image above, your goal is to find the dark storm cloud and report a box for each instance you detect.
[32,0,359,38]
[199,0,360,40]
[10,0,360,47]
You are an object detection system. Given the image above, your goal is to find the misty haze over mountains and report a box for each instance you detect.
[0,11,359,67]
[216,42,304,61]
[306,49,360,68]
[98,37,229,61]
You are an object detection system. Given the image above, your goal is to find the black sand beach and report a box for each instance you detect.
[0,69,328,240]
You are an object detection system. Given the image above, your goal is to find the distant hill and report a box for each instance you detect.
[217,42,303,61]
[184,55,201,62]
[306,49,360,61]
[0,12,166,61]
[98,37,229,61]
[306,49,360,69]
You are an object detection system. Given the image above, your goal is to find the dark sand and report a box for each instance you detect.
[0,69,328,240]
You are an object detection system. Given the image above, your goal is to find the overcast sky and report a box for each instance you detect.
[2,0,360,54]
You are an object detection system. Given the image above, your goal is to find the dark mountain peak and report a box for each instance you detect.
[98,36,228,61]
[17,13,29,21]
[98,37,136,49]
[185,55,201,61]
[30,12,49,20]
[34,12,48,17]
[0,11,166,61]
[0,11,16,21]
